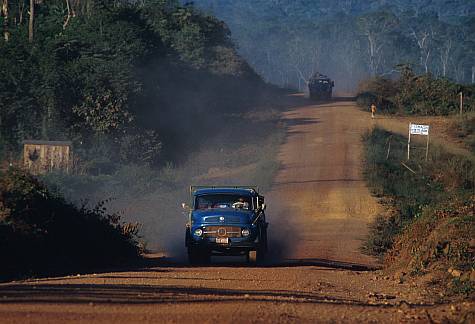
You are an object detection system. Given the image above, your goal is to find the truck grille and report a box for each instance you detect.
[204,216,241,223]
[203,226,241,238]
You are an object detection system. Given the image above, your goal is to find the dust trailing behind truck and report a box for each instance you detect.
[308,73,334,100]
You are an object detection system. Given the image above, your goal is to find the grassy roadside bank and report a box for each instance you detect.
[0,169,142,281]
[362,127,474,298]
[449,112,475,154]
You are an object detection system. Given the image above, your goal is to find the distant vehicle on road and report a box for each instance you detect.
[183,186,268,265]
[308,73,334,100]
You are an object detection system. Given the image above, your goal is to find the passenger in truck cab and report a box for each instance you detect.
[232,197,249,210]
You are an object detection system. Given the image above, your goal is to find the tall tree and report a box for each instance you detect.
[435,23,456,78]
[462,17,475,84]
[358,11,399,76]
[402,12,439,74]
[28,0,33,42]
[1,0,8,41]
[63,0,72,29]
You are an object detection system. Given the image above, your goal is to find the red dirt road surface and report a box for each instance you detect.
[0,99,472,323]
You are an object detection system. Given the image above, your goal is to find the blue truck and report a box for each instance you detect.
[184,186,268,264]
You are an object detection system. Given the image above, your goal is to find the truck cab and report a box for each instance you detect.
[184,186,268,264]
[308,73,334,100]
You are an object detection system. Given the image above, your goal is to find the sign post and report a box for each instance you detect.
[408,123,430,161]
[459,92,463,115]
[426,132,430,161]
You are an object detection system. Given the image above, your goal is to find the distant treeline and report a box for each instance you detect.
[193,0,475,91]
[0,0,266,170]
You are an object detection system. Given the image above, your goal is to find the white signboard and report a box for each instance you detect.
[410,124,430,136]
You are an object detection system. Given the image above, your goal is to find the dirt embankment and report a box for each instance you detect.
[0,97,472,323]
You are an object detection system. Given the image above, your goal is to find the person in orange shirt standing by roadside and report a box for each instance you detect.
[370,103,377,119]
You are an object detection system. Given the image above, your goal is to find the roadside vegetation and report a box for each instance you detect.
[449,112,475,154]
[0,168,142,281]
[357,66,475,116]
[362,127,474,297]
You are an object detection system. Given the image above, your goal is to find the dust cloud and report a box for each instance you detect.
[56,90,295,264]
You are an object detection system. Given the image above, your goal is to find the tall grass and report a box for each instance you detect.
[450,112,475,154]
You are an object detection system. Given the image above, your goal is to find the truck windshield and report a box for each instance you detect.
[195,194,253,210]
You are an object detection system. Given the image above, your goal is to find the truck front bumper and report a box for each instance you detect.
[188,236,258,255]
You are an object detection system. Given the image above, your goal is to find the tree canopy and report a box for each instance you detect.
[0,0,263,169]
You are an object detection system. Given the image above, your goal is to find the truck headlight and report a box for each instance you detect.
[194,228,203,237]
[241,228,250,237]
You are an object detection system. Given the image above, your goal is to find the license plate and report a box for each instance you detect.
[216,237,229,244]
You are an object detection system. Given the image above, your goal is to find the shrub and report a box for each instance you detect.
[450,113,475,153]
[357,67,474,116]
[0,169,142,280]
[363,214,401,256]
[356,77,397,113]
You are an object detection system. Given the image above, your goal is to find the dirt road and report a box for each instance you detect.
[267,100,379,266]
[0,99,472,323]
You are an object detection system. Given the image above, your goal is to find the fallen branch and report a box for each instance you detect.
[386,135,392,160]
[400,161,416,174]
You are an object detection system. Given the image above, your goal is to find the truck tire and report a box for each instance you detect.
[247,249,265,265]
[247,250,257,264]
[248,228,266,265]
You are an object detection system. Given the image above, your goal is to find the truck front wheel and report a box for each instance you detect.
[247,248,265,265]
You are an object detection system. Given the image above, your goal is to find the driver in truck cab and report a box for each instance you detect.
[232,197,249,210]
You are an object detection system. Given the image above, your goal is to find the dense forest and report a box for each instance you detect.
[192,0,475,91]
[0,0,267,169]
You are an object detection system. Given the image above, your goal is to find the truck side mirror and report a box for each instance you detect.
[262,203,266,211]
[181,203,191,211]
